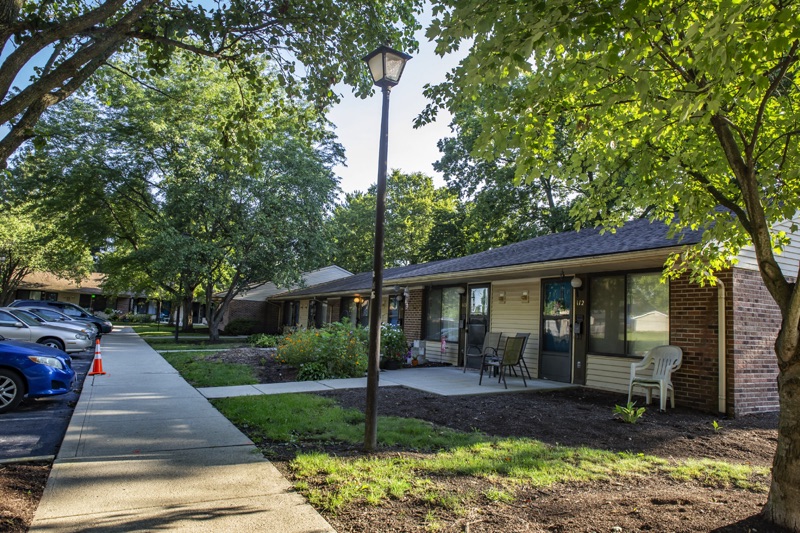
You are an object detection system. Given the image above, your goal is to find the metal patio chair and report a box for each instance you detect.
[480,335,528,389]
[627,345,683,411]
[463,331,502,372]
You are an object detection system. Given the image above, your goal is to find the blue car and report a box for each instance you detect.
[0,335,76,414]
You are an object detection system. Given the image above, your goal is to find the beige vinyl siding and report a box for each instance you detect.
[421,339,458,365]
[489,280,541,378]
[736,218,800,274]
[585,354,655,394]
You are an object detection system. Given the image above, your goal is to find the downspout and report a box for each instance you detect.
[717,279,727,414]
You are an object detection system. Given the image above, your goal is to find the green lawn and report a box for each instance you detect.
[118,323,204,336]
[161,350,258,387]
[213,394,771,514]
[144,337,245,351]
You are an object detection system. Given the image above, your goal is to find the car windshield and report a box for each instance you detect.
[9,309,43,326]
[62,306,92,318]
[34,308,67,321]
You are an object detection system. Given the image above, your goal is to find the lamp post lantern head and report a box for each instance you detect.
[363,45,412,88]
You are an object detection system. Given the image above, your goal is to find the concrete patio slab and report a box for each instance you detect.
[197,366,574,399]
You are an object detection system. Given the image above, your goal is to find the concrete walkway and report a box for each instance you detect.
[31,329,334,532]
[199,366,573,399]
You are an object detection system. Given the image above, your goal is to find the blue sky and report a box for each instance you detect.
[327,7,466,196]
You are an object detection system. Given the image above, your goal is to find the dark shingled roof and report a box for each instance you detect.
[282,218,703,298]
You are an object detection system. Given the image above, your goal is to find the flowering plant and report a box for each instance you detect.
[380,324,408,361]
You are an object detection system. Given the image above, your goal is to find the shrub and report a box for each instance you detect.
[277,319,368,380]
[129,313,153,323]
[224,319,258,335]
[247,333,278,348]
[297,361,330,381]
[380,324,408,361]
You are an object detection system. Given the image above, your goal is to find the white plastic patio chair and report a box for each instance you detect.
[627,345,683,411]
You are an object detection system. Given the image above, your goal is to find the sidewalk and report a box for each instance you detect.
[31,329,334,532]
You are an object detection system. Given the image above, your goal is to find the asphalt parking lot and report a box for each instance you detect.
[0,350,92,462]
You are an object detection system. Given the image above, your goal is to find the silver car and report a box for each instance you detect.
[0,308,93,353]
[23,307,99,338]
[13,308,97,342]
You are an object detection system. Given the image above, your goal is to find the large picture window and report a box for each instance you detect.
[589,272,668,356]
[426,287,461,341]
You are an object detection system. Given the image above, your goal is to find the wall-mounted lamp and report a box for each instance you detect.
[570,276,583,289]
[456,287,466,295]
[353,296,363,304]
[498,291,506,304]
[521,290,529,303]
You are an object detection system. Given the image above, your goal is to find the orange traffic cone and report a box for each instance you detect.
[88,338,106,376]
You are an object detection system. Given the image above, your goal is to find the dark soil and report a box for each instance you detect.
[0,462,50,533]
[2,347,786,532]
[279,387,783,533]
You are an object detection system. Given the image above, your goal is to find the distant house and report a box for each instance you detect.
[629,311,669,332]
[217,265,353,334]
[269,218,797,416]
[14,272,106,309]
[14,272,158,316]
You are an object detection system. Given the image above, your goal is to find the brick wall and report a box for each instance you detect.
[222,300,274,333]
[669,269,781,415]
[403,288,424,342]
[669,271,734,413]
[731,268,780,415]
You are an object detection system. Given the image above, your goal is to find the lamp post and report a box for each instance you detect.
[363,45,411,452]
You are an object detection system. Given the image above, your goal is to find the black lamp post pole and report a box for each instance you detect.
[364,83,391,452]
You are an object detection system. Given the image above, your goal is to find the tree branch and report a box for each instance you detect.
[0,0,139,102]
[749,40,799,166]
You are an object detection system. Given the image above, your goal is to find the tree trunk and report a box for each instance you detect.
[205,281,220,341]
[209,317,220,341]
[181,294,193,332]
[764,359,800,530]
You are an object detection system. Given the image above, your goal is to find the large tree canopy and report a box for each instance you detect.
[0,204,92,306]
[13,54,340,338]
[426,0,800,528]
[434,99,577,253]
[328,170,459,273]
[0,0,422,167]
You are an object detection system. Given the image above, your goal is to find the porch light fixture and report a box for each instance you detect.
[498,291,506,304]
[521,290,529,303]
[571,276,583,289]
[363,44,412,453]
[455,287,466,295]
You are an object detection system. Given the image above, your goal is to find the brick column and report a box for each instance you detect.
[731,268,780,414]
[669,271,734,413]
[403,288,424,342]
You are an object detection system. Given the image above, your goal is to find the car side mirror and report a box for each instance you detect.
[14,322,24,328]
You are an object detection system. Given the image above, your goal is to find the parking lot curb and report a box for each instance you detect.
[0,455,54,465]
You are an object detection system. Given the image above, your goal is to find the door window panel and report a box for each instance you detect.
[426,287,464,341]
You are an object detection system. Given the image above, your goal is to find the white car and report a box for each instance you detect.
[0,308,93,353]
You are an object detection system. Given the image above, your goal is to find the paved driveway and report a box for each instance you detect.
[0,351,92,461]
